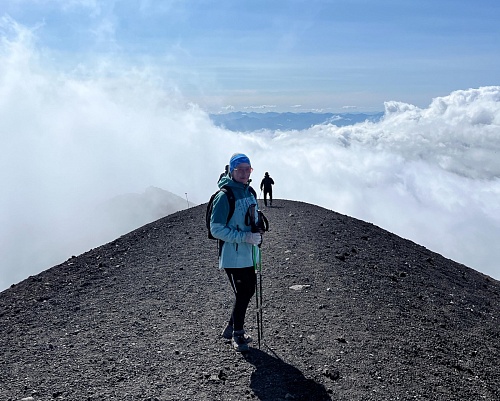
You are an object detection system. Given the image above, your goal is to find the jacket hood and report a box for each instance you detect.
[218,175,250,190]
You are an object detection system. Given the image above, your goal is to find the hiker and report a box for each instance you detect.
[260,172,275,207]
[210,153,263,352]
[218,165,229,183]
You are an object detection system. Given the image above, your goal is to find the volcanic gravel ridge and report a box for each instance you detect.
[1,200,499,401]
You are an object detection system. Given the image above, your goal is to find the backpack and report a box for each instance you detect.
[206,185,257,240]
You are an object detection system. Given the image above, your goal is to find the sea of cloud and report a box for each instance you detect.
[1,19,500,291]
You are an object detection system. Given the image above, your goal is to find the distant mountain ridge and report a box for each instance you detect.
[84,186,194,250]
[210,111,384,131]
[0,186,194,292]
[93,186,192,231]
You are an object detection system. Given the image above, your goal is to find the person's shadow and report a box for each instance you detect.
[243,346,333,401]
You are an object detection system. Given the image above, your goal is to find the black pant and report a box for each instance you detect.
[225,266,256,331]
[263,189,272,206]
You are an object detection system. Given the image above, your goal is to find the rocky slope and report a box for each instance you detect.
[1,200,499,401]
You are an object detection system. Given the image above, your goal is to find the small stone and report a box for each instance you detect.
[322,367,340,381]
[289,285,311,291]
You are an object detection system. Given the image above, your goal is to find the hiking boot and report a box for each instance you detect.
[222,325,253,343]
[232,330,250,352]
[222,324,233,339]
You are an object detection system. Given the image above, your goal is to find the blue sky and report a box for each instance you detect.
[2,0,499,112]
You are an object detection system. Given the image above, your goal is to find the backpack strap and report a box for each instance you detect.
[220,185,236,224]
[220,184,256,226]
[206,186,235,240]
[248,186,257,199]
[213,186,235,256]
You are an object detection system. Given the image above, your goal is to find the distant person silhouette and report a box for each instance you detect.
[218,165,229,183]
[260,172,275,207]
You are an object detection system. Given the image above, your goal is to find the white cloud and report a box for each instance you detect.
[1,20,500,291]
[244,89,500,281]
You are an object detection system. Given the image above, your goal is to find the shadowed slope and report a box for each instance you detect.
[1,200,499,400]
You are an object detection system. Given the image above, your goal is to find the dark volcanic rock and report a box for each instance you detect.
[1,200,499,400]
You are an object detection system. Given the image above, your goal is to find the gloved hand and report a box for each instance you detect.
[245,232,262,245]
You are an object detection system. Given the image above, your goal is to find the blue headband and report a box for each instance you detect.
[229,153,251,173]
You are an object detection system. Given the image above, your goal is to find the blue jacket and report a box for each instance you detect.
[210,176,260,269]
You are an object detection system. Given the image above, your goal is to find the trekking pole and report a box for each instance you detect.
[260,250,263,348]
[253,245,263,348]
[247,203,268,349]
